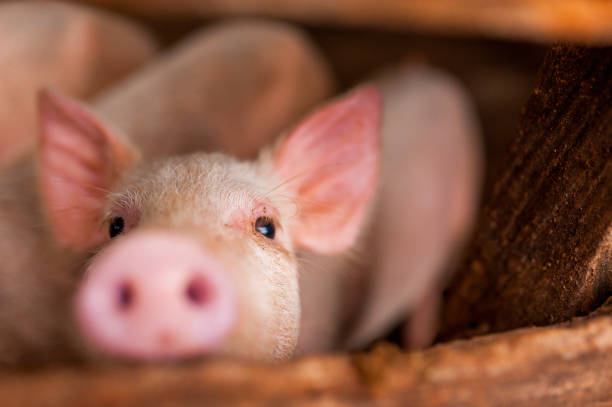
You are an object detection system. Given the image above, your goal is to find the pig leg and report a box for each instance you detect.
[344,65,483,349]
[404,284,441,348]
[0,1,156,169]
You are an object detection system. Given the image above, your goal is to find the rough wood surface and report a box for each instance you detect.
[76,0,612,43]
[439,45,612,341]
[1,299,612,406]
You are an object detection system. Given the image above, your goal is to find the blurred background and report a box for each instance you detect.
[59,0,610,191]
[72,0,553,193]
[3,0,586,191]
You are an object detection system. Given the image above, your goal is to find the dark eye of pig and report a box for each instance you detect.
[255,216,275,239]
[109,217,125,238]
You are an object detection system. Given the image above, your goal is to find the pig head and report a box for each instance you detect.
[36,87,381,362]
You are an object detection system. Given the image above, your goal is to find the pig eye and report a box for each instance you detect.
[109,217,124,238]
[254,216,275,239]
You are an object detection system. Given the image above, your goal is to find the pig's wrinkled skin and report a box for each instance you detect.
[0,1,156,169]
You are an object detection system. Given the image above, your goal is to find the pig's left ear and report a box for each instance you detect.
[38,89,139,251]
[274,87,381,253]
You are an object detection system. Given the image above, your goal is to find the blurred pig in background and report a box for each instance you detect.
[297,66,482,354]
[93,20,334,160]
[0,1,156,169]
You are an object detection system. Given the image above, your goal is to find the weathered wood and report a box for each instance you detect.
[2,300,612,406]
[76,0,612,43]
[440,45,612,341]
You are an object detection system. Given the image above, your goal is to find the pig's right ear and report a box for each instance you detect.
[37,89,139,251]
[274,87,381,254]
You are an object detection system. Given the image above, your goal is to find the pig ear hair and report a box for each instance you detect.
[37,88,139,250]
[274,87,382,253]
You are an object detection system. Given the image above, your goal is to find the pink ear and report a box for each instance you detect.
[274,87,381,253]
[38,89,139,250]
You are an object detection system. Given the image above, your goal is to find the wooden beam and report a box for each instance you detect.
[1,300,612,405]
[74,0,612,43]
[440,44,612,341]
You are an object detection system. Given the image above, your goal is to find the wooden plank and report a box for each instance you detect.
[1,300,612,406]
[74,0,612,43]
[440,45,612,341]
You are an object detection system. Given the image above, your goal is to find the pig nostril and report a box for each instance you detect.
[116,281,135,311]
[185,275,210,307]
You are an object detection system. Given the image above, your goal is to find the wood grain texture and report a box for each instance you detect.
[439,45,612,341]
[74,0,612,43]
[2,300,612,406]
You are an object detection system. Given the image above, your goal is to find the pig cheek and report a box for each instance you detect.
[217,241,300,361]
[254,245,300,361]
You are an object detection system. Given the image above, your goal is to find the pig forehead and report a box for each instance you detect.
[121,153,276,215]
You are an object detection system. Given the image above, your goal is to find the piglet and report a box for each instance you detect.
[0,86,379,364]
[71,66,481,360]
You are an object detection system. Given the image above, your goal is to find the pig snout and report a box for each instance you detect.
[75,231,236,360]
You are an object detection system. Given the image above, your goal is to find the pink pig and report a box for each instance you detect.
[0,66,479,365]
[37,86,381,361]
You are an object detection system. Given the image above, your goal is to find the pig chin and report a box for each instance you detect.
[74,230,300,362]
